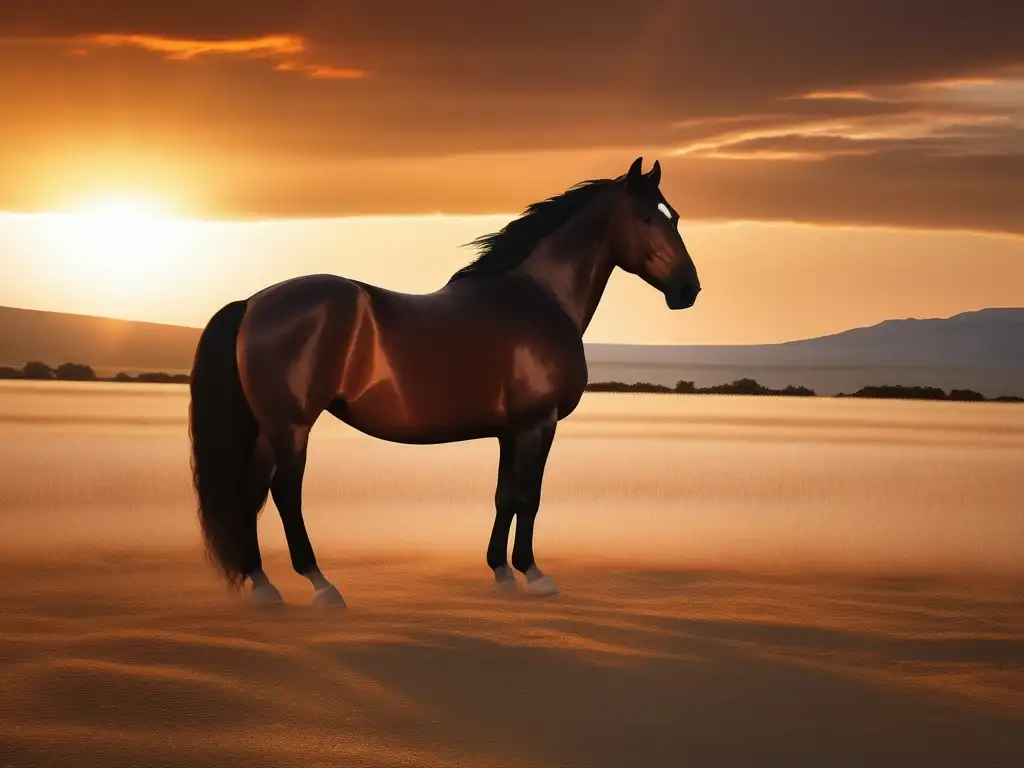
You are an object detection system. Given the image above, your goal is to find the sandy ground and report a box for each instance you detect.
[2,553,1024,767]
[1,383,1023,766]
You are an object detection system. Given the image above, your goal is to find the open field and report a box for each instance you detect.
[1,382,1023,766]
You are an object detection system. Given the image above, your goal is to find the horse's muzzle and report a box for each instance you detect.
[664,272,701,310]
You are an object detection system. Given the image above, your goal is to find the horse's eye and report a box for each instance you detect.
[643,215,651,223]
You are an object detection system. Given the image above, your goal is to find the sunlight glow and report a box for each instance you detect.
[74,193,170,219]
[29,192,198,309]
[61,194,180,284]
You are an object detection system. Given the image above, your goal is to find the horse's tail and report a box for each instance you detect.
[189,300,259,588]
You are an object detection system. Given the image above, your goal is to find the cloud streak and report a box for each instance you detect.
[672,74,1023,165]
[74,32,367,78]
[84,33,305,60]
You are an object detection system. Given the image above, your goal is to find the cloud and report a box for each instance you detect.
[271,60,365,80]
[0,1,1022,231]
[84,33,304,60]
[790,90,880,102]
[73,32,367,78]
[670,74,1024,166]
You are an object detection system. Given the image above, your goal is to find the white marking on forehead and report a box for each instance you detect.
[657,202,673,220]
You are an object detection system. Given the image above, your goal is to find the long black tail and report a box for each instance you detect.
[189,300,259,587]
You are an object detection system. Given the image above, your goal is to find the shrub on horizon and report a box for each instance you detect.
[22,361,55,380]
[55,362,97,381]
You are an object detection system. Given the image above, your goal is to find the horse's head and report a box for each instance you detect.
[610,157,700,310]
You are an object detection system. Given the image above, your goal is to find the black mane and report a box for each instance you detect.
[447,178,618,283]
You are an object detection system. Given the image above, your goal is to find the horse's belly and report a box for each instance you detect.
[328,396,504,445]
[328,369,508,444]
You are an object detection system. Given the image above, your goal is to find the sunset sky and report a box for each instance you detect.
[1,1,1022,345]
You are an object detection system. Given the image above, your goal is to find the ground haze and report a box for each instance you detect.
[1,382,1023,766]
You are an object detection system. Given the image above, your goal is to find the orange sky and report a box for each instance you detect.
[1,1,1022,343]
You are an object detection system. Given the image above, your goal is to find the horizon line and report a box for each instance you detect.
[1,302,1021,348]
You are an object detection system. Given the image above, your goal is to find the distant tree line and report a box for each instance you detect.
[585,377,1023,403]
[0,361,189,384]
[833,384,1023,402]
[587,377,816,397]
[0,362,1020,403]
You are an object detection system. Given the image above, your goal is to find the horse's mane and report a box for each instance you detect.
[447,178,618,283]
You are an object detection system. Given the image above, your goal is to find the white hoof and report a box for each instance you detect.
[251,580,284,606]
[495,575,519,597]
[312,584,346,609]
[493,564,519,597]
[524,575,559,598]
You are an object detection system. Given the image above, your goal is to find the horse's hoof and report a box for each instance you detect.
[495,575,519,597]
[524,575,559,598]
[251,581,284,607]
[313,584,346,609]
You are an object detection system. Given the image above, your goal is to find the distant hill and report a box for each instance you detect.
[588,308,1024,369]
[587,308,1024,397]
[0,305,198,375]
[0,305,1021,396]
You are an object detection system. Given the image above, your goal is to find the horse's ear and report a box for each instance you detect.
[646,160,661,187]
[626,156,644,185]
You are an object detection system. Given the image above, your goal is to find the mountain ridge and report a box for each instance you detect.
[588,308,1024,369]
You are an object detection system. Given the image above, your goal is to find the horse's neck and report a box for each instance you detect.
[516,200,617,335]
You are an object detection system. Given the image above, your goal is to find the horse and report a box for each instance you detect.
[188,156,701,607]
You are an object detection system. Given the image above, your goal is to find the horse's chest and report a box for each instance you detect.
[507,343,587,419]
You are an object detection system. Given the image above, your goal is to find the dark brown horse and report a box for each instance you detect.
[189,157,700,607]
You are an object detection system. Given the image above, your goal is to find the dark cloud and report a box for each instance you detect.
[1,1,1022,231]
[0,1,305,38]
[665,151,1024,234]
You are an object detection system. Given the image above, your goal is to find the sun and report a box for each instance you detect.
[57,193,182,288]
[76,193,169,222]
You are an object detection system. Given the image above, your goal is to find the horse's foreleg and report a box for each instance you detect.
[492,412,560,598]
[269,426,345,608]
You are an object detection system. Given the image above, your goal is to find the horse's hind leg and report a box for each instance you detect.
[487,437,520,595]
[243,435,283,606]
[268,426,346,608]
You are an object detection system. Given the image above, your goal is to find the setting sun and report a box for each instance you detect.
[74,193,170,221]
[71,193,173,262]
[52,193,184,289]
